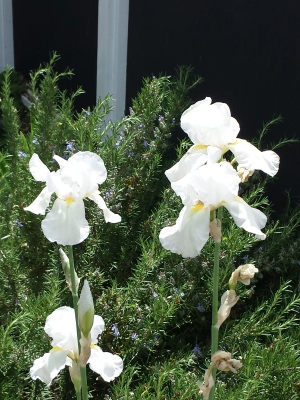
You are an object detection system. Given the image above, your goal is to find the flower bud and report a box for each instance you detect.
[78,280,94,338]
[59,248,80,293]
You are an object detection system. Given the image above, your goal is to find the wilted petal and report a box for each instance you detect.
[88,346,123,381]
[224,196,267,239]
[24,187,53,215]
[89,192,121,223]
[159,205,210,258]
[30,349,69,386]
[228,139,280,177]
[41,198,89,245]
[230,264,259,286]
[216,290,239,328]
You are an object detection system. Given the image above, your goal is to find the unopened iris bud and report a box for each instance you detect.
[78,280,94,338]
[59,248,80,293]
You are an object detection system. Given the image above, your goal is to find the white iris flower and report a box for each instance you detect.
[30,306,123,385]
[25,151,121,245]
[159,160,267,258]
[166,97,279,183]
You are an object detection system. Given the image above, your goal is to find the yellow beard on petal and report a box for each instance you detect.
[65,197,75,205]
[191,200,205,213]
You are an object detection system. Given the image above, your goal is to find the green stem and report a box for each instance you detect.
[209,207,223,400]
[76,390,82,400]
[68,245,89,400]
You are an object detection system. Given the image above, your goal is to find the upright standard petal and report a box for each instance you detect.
[44,307,78,352]
[30,350,69,386]
[180,97,240,149]
[224,196,267,239]
[41,198,89,245]
[68,151,107,185]
[88,346,123,382]
[228,139,280,177]
[159,205,210,258]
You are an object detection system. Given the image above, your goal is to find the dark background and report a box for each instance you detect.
[12,0,300,211]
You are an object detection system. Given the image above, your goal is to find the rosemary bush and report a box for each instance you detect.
[0,56,299,399]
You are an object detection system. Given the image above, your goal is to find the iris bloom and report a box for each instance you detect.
[30,306,123,385]
[166,97,279,183]
[159,157,267,258]
[24,151,121,245]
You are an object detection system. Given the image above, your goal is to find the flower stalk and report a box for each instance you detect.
[209,206,223,400]
[68,245,88,400]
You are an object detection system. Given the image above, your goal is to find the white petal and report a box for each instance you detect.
[228,139,280,176]
[30,350,68,386]
[180,98,239,148]
[159,205,210,258]
[224,196,267,239]
[89,192,121,223]
[90,315,105,344]
[68,151,107,185]
[28,153,50,182]
[88,346,123,381]
[24,187,53,215]
[44,306,78,352]
[172,161,238,207]
[41,198,89,245]
[53,154,68,168]
[165,146,208,183]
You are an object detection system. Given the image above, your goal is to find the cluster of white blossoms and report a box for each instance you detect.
[25,151,121,245]
[159,97,280,258]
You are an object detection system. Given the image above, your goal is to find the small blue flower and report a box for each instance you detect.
[18,151,26,157]
[105,189,113,198]
[15,219,23,228]
[131,332,137,339]
[197,303,204,312]
[150,287,158,298]
[111,324,119,337]
[193,345,202,355]
[32,138,38,144]
[242,254,249,263]
[143,140,149,148]
[66,141,75,151]
[158,115,164,123]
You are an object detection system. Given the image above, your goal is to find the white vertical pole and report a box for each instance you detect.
[97,0,129,122]
[0,0,14,71]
